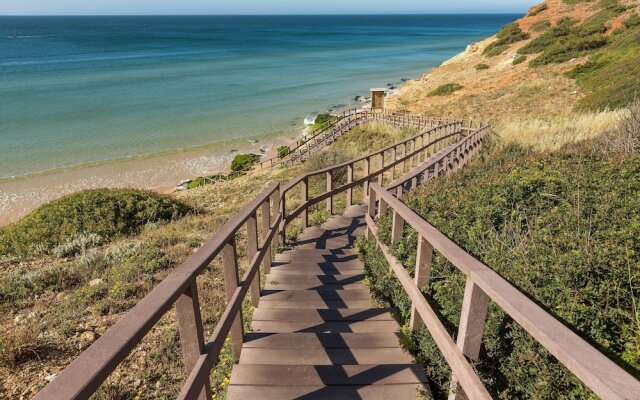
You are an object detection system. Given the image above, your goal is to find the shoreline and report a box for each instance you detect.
[0,126,301,227]
[0,92,390,228]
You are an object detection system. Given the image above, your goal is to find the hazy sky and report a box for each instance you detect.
[1,0,534,16]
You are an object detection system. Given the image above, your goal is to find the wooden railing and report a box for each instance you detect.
[34,115,472,400]
[363,127,640,399]
[255,108,460,170]
[279,120,468,242]
[33,183,282,400]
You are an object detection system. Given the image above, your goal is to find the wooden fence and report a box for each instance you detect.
[33,117,640,399]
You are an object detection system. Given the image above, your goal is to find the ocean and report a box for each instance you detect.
[0,15,518,180]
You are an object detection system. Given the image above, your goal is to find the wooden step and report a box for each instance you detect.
[251,308,394,322]
[243,332,404,349]
[264,274,365,286]
[275,251,358,263]
[263,282,366,291]
[227,384,429,400]
[266,265,363,276]
[271,260,364,269]
[260,290,370,302]
[229,364,429,386]
[238,348,412,365]
[251,320,400,333]
[256,300,374,309]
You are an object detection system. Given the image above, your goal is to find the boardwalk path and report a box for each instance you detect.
[228,205,430,399]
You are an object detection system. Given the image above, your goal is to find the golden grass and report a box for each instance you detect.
[492,109,627,150]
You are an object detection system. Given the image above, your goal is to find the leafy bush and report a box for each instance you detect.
[475,63,489,71]
[512,55,527,65]
[531,20,551,32]
[428,83,463,96]
[277,145,291,158]
[0,189,192,258]
[305,149,352,184]
[566,21,640,110]
[483,22,530,56]
[357,140,640,398]
[231,153,261,172]
[625,13,640,29]
[529,3,548,16]
[52,233,104,258]
[310,113,336,131]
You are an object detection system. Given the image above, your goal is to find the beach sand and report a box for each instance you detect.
[0,131,298,227]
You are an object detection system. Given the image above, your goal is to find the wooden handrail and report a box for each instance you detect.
[34,183,282,400]
[365,179,640,399]
[256,108,459,170]
[34,115,483,400]
[279,121,467,241]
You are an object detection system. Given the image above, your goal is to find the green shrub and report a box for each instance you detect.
[624,13,640,29]
[428,83,463,96]
[483,22,530,56]
[310,113,336,131]
[304,149,352,184]
[277,145,291,158]
[529,3,548,16]
[231,153,261,172]
[0,189,192,258]
[475,63,490,71]
[566,21,640,110]
[512,55,527,65]
[531,20,551,32]
[357,140,640,398]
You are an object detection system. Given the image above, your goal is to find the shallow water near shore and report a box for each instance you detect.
[0,14,518,224]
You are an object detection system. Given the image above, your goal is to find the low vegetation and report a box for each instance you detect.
[475,63,489,70]
[483,22,530,57]
[230,153,261,172]
[277,145,290,158]
[309,113,335,131]
[428,83,463,96]
[357,112,640,397]
[0,189,192,259]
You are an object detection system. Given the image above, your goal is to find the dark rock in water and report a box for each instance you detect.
[355,96,366,102]
[389,86,397,90]
[401,78,409,82]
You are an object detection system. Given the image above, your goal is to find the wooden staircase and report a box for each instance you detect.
[227,205,430,399]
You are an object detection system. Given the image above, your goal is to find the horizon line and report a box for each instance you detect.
[0,12,526,17]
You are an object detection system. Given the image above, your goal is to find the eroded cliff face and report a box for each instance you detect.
[387,0,640,124]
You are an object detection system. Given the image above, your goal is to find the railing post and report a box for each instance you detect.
[391,209,404,244]
[448,277,490,400]
[410,236,433,330]
[326,171,333,214]
[279,193,286,245]
[301,177,309,228]
[378,197,388,218]
[346,163,354,207]
[261,200,272,274]
[391,147,397,179]
[363,157,370,196]
[176,282,212,400]
[247,212,260,307]
[378,153,384,186]
[403,142,409,173]
[222,238,244,358]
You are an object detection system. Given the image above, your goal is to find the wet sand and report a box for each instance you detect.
[0,131,298,227]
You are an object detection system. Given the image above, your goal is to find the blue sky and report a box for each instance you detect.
[1,0,535,16]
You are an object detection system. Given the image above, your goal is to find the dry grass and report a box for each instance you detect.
[491,109,626,150]
[599,99,640,154]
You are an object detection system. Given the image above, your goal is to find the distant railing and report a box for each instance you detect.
[363,127,640,399]
[279,119,467,242]
[254,108,460,170]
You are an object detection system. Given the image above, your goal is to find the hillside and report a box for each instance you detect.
[387,0,640,148]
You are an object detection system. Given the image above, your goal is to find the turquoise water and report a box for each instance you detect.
[0,15,518,179]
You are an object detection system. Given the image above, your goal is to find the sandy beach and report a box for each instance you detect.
[0,131,297,227]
